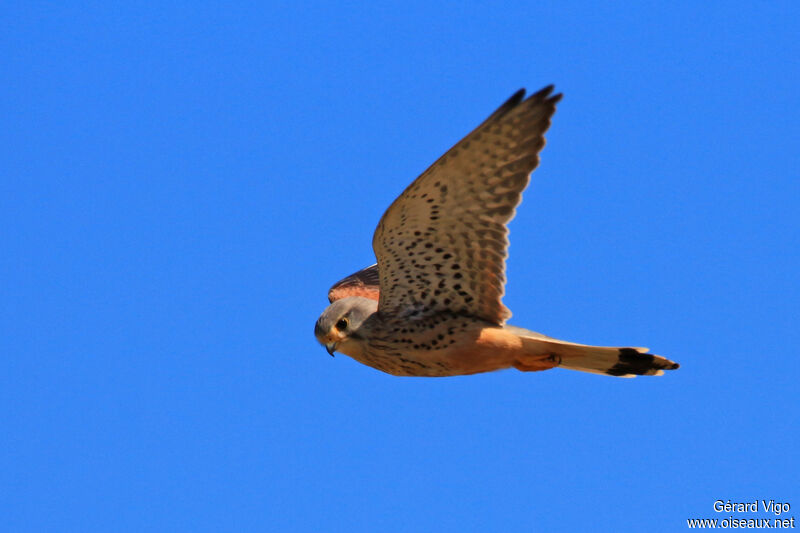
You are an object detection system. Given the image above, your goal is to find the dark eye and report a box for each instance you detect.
[335,318,348,331]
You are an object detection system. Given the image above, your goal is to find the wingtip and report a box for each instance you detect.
[493,85,561,120]
[528,84,562,106]
[505,88,527,107]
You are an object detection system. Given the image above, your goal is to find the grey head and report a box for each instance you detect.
[314,296,379,356]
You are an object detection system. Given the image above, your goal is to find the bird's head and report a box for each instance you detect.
[314,297,378,356]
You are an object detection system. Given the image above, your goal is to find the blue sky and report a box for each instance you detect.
[2,2,798,531]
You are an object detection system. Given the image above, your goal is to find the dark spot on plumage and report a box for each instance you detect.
[454,272,463,279]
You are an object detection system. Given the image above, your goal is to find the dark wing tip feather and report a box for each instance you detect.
[508,88,527,105]
[531,84,553,97]
[495,85,561,117]
[528,84,562,103]
[485,88,527,123]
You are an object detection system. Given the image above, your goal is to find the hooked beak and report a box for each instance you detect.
[325,342,337,357]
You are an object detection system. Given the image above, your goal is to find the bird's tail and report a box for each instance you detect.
[504,325,679,377]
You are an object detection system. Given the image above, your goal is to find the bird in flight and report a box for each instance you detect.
[314,86,679,378]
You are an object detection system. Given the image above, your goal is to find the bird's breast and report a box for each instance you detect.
[342,316,522,377]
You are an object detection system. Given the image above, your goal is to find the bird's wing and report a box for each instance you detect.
[372,86,561,324]
[327,264,381,303]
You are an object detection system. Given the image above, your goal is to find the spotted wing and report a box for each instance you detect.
[372,86,561,324]
[327,264,381,303]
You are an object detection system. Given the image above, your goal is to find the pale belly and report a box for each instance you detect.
[340,322,531,377]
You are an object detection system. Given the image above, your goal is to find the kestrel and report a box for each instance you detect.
[314,86,679,378]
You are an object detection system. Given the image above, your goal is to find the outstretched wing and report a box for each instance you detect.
[327,264,381,303]
[372,86,561,324]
